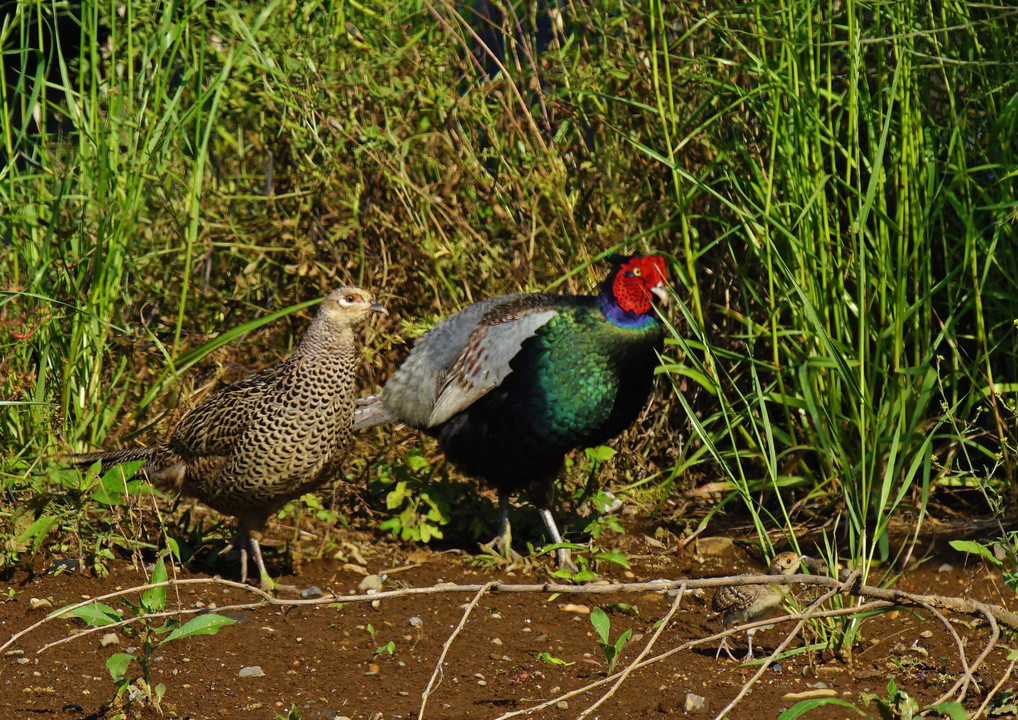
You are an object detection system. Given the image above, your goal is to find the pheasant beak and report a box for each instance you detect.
[649,283,669,307]
[369,302,389,316]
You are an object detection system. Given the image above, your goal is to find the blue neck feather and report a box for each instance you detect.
[598,284,657,329]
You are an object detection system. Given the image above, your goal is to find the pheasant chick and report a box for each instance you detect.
[711,551,803,661]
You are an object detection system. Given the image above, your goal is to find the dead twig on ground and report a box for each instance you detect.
[576,583,688,720]
[418,581,494,720]
[5,570,1016,718]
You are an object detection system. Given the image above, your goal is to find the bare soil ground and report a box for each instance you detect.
[2,527,1015,720]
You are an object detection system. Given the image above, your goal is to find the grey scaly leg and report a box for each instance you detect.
[537,507,576,571]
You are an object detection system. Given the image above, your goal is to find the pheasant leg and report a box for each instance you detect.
[537,508,577,572]
[715,635,737,661]
[744,628,758,661]
[218,526,250,584]
[480,494,524,563]
[246,529,298,594]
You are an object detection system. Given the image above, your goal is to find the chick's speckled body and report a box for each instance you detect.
[711,551,803,660]
[356,255,668,568]
[74,287,386,590]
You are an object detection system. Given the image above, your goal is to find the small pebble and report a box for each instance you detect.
[238,666,265,678]
[937,563,953,573]
[409,616,423,628]
[559,603,590,615]
[920,630,933,639]
[556,701,569,710]
[29,598,52,611]
[685,693,705,712]
[99,633,119,648]
[477,680,487,687]
[301,586,324,598]
[358,575,384,593]
[491,638,503,646]
[694,536,734,556]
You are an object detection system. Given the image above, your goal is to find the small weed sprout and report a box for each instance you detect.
[373,640,396,659]
[589,606,632,673]
[58,555,236,711]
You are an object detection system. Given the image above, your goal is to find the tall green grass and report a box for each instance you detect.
[639,0,1017,612]
[1,0,1015,589]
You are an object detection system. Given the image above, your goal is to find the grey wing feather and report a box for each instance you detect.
[426,309,556,426]
[381,295,557,428]
[353,393,395,430]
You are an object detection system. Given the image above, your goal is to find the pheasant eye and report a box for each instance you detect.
[344,294,357,303]
[632,267,642,277]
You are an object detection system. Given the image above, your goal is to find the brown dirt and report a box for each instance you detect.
[2,530,1015,720]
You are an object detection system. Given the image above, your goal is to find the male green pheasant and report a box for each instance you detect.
[75,287,386,590]
[356,255,667,568]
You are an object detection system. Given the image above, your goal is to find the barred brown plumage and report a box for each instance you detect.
[711,551,803,661]
[73,286,386,591]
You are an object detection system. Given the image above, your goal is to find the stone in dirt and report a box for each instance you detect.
[238,666,265,678]
[685,693,705,712]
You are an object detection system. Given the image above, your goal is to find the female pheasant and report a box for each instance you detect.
[356,255,668,568]
[75,287,386,591]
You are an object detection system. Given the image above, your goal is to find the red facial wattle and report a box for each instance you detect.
[612,256,668,314]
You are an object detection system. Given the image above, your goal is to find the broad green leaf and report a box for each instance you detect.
[15,515,59,556]
[592,550,631,569]
[948,540,1003,569]
[106,652,134,681]
[161,613,237,644]
[585,446,616,463]
[142,557,167,614]
[61,602,124,626]
[924,701,968,720]
[614,628,633,654]
[776,698,868,719]
[589,607,610,644]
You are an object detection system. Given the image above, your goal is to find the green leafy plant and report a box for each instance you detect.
[275,705,303,720]
[863,680,920,720]
[1,460,152,576]
[589,606,632,674]
[373,640,396,659]
[58,555,236,710]
[547,544,631,584]
[780,680,967,719]
[950,536,1018,594]
[372,452,450,543]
